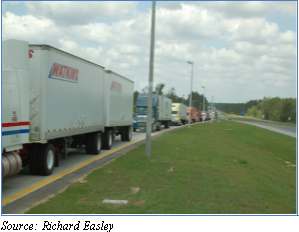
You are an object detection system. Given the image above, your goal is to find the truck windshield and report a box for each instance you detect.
[172,111,178,114]
[136,107,147,115]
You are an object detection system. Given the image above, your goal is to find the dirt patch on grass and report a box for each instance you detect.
[75,197,88,205]
[134,200,144,205]
[131,187,140,193]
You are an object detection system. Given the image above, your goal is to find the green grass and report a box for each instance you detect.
[26,121,296,214]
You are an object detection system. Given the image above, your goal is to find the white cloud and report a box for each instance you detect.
[1,1,296,103]
[24,1,138,26]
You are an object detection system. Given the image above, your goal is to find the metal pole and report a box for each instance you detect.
[145,1,156,158]
[187,61,193,128]
[202,86,205,124]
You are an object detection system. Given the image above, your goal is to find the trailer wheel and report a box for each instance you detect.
[165,121,170,129]
[121,128,126,141]
[37,143,55,176]
[133,128,136,132]
[85,133,91,154]
[90,132,102,154]
[103,130,113,150]
[28,144,41,175]
[125,126,132,141]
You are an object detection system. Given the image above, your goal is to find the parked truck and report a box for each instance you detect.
[2,39,133,179]
[196,110,202,122]
[135,94,172,132]
[171,103,187,126]
[186,107,197,123]
[206,112,211,121]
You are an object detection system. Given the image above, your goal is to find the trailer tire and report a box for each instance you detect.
[121,128,126,141]
[103,130,113,150]
[165,121,170,129]
[133,128,136,132]
[28,144,41,175]
[85,133,91,154]
[90,132,102,154]
[37,143,55,176]
[125,126,132,141]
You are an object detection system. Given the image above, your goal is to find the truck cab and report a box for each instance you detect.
[196,110,202,122]
[135,94,171,132]
[171,103,187,126]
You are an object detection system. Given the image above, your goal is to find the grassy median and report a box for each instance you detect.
[26,120,296,214]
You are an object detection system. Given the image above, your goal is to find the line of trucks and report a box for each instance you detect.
[2,39,134,179]
[2,39,214,180]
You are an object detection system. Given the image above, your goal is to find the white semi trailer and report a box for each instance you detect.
[2,39,133,179]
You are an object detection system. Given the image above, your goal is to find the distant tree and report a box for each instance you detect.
[141,86,149,93]
[166,87,180,103]
[133,91,140,115]
[154,83,166,95]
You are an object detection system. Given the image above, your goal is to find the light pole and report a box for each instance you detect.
[187,61,193,128]
[201,86,206,112]
[181,95,185,104]
[145,1,156,158]
[201,86,205,124]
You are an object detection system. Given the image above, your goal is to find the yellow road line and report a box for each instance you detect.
[2,126,183,206]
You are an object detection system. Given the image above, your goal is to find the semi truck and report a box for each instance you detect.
[196,110,202,122]
[2,39,133,179]
[206,112,211,121]
[135,94,172,132]
[186,107,197,123]
[171,103,187,126]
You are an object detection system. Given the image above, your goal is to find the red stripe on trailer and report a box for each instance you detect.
[2,122,30,127]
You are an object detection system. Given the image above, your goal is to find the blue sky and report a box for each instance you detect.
[1,1,297,103]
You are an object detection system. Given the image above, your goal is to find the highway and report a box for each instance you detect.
[218,112,296,138]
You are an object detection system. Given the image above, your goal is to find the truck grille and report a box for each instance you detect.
[137,116,147,122]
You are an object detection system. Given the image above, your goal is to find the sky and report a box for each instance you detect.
[1,1,297,103]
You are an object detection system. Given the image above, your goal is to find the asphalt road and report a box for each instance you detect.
[218,115,296,138]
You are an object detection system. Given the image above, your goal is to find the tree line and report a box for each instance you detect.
[214,97,296,123]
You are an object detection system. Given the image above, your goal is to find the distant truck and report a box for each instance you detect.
[206,112,211,121]
[187,107,197,123]
[171,103,187,126]
[196,110,202,122]
[214,111,218,119]
[201,111,206,121]
[135,94,172,132]
[2,39,133,179]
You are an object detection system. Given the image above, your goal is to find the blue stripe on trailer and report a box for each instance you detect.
[2,129,30,136]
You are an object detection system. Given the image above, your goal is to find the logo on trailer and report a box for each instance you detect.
[11,111,18,122]
[48,62,79,83]
[28,50,34,58]
[111,81,122,93]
